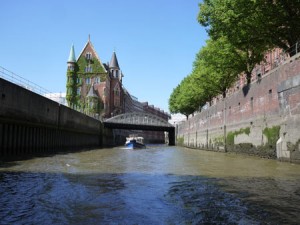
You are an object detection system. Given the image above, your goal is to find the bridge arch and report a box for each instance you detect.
[103,112,175,145]
[105,112,173,127]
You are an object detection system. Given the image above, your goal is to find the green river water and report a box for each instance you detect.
[0,146,300,224]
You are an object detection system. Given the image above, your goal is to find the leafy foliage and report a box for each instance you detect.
[194,37,240,98]
[77,55,106,74]
[263,126,280,147]
[169,75,205,118]
[198,0,272,84]
[169,0,300,117]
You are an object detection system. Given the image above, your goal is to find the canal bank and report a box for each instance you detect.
[176,52,300,163]
[0,77,105,160]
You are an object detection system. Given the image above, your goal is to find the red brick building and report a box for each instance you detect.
[66,37,170,143]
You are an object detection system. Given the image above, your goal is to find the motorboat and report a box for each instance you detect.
[125,135,146,149]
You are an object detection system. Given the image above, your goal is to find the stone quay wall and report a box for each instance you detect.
[0,78,102,160]
[177,53,300,163]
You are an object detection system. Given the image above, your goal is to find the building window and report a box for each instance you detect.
[115,88,119,96]
[85,65,92,73]
[114,84,120,96]
[77,87,81,95]
[68,65,74,71]
[86,52,92,60]
[85,77,91,84]
[95,77,100,84]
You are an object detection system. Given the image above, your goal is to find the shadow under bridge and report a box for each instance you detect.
[103,112,175,146]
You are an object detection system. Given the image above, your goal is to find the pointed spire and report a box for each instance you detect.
[109,51,120,69]
[88,34,91,42]
[68,44,76,63]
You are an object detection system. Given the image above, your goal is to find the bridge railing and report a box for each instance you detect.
[105,112,173,127]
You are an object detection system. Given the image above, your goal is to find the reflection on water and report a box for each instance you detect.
[1,146,300,224]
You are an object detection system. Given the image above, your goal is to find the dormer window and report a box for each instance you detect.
[86,52,92,60]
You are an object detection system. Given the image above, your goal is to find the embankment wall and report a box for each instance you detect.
[177,53,300,163]
[0,78,102,160]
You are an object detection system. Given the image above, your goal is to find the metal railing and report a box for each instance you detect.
[0,65,101,120]
[0,66,58,98]
[285,41,300,57]
[270,41,300,70]
[105,112,173,127]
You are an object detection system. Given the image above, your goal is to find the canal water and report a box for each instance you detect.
[1,146,300,224]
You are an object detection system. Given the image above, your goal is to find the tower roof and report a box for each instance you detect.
[109,51,120,69]
[68,44,76,63]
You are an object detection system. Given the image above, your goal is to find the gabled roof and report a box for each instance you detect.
[87,84,98,98]
[109,51,120,69]
[77,37,107,73]
[67,44,76,62]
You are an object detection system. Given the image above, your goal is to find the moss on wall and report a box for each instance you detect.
[227,127,250,145]
[77,55,106,75]
[213,136,224,145]
[177,136,184,146]
[263,126,280,147]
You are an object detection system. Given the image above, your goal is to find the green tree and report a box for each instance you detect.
[169,84,181,115]
[198,0,274,84]
[255,0,300,54]
[193,37,240,98]
[169,75,205,119]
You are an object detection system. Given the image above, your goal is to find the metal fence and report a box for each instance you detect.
[0,65,100,120]
[285,41,300,57]
[0,66,55,98]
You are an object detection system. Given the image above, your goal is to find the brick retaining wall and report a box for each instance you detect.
[177,54,300,163]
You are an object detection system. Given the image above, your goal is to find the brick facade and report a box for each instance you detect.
[66,38,170,143]
[177,52,300,163]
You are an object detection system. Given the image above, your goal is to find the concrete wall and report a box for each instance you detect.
[0,78,102,160]
[177,54,300,163]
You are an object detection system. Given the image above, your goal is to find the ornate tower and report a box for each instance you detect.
[109,51,123,116]
[109,51,123,82]
[66,44,79,108]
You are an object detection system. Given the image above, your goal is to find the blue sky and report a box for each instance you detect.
[0,0,207,113]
